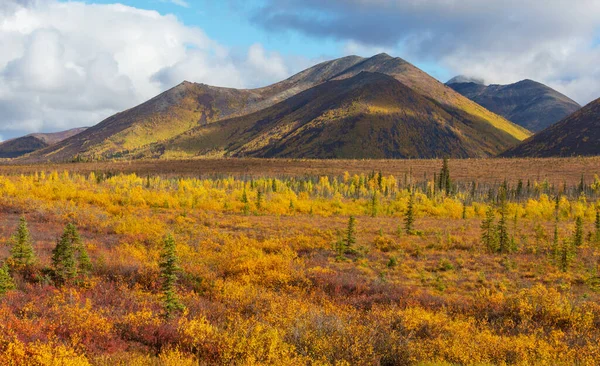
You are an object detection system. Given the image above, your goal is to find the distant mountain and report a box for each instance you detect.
[447,78,581,132]
[502,98,600,157]
[142,72,525,159]
[21,54,530,162]
[447,75,485,85]
[0,128,87,159]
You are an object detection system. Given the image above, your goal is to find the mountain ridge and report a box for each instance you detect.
[19,54,530,162]
[447,77,581,132]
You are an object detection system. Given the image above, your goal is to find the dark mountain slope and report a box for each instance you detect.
[152,72,522,159]
[0,127,87,158]
[502,98,600,157]
[447,78,581,132]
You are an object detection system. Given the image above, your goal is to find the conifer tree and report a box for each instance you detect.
[497,188,510,253]
[256,189,263,210]
[160,234,184,318]
[595,207,600,243]
[0,263,15,296]
[554,238,575,272]
[404,189,415,234]
[574,216,584,247]
[52,224,78,285]
[438,158,451,194]
[345,216,357,251]
[9,216,37,270]
[370,192,379,218]
[481,206,497,252]
[51,223,91,285]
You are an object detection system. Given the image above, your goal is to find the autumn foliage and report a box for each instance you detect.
[1,166,600,364]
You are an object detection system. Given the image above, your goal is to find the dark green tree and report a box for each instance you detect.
[573,216,584,247]
[0,263,15,296]
[404,190,415,234]
[345,216,357,251]
[256,189,264,210]
[497,188,510,253]
[370,192,379,218]
[554,238,575,272]
[9,216,37,270]
[159,234,184,318]
[51,223,91,285]
[438,158,451,194]
[52,224,78,285]
[481,206,497,252]
[595,207,600,243]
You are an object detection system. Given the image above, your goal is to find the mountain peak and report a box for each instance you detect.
[446,75,486,85]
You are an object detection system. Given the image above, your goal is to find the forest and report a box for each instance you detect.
[1,160,600,365]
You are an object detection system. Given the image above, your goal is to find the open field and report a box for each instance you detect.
[0,160,600,364]
[2,156,600,185]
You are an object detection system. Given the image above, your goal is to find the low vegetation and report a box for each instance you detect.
[1,161,600,364]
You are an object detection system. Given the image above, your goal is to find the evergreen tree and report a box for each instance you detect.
[481,206,497,252]
[51,223,91,285]
[438,158,451,194]
[52,224,78,285]
[595,207,600,243]
[345,216,357,251]
[404,190,415,234]
[9,216,37,270]
[573,216,584,247]
[497,188,510,253]
[370,192,379,218]
[554,238,575,272]
[462,202,467,220]
[0,263,15,296]
[159,234,184,318]
[256,189,263,210]
[241,187,250,215]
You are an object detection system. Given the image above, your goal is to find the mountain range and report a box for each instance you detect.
[446,77,581,132]
[0,128,87,159]
[502,97,600,157]
[17,53,531,162]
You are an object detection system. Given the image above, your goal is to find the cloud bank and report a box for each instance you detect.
[252,0,600,105]
[0,0,292,140]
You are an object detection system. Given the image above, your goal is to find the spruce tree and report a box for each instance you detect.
[0,263,15,296]
[52,224,78,285]
[497,188,510,253]
[438,158,451,194]
[481,206,497,252]
[256,190,263,210]
[52,223,91,285]
[159,234,184,318]
[370,192,379,218]
[574,216,584,247]
[595,208,600,243]
[404,190,415,235]
[345,216,357,251]
[9,216,37,270]
[555,238,575,272]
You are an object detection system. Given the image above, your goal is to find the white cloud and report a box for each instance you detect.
[0,0,296,139]
[253,0,600,105]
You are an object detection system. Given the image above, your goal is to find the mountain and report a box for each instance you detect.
[141,72,525,159]
[446,75,485,85]
[502,98,600,157]
[0,128,87,159]
[22,53,530,162]
[447,78,581,132]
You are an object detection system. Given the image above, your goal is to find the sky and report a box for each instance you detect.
[1,0,600,140]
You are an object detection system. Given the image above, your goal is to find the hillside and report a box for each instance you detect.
[148,72,522,159]
[447,78,580,132]
[502,98,600,157]
[0,128,87,158]
[21,54,530,162]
